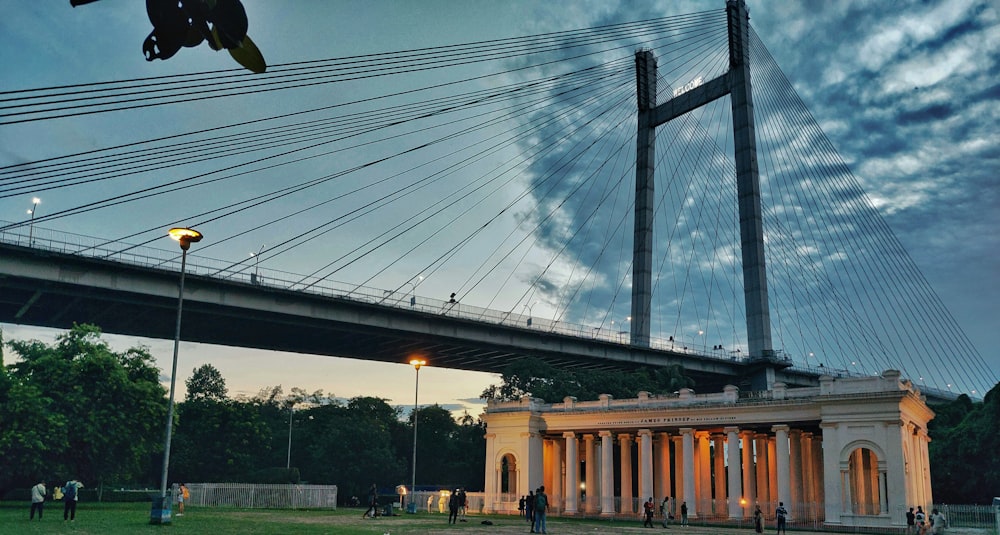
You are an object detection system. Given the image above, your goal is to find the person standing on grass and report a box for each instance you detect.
[62,479,82,521]
[177,483,189,516]
[532,486,548,534]
[29,479,46,520]
[775,501,788,534]
[681,501,688,526]
[448,489,461,524]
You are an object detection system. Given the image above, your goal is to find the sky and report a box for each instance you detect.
[1,0,997,412]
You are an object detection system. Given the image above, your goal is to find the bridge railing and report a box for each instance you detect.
[1,221,860,377]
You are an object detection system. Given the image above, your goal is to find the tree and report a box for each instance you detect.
[185,364,228,402]
[481,357,693,402]
[2,324,166,491]
[928,382,1000,504]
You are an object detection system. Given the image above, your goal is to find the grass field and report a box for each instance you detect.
[1,502,685,534]
[4,502,994,534]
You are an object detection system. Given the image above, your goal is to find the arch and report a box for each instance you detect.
[497,450,519,497]
[839,441,887,516]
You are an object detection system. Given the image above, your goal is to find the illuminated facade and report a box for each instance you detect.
[482,370,933,529]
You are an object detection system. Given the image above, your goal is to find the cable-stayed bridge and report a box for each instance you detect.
[0,1,995,400]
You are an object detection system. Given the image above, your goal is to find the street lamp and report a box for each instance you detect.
[407,358,427,513]
[27,197,40,245]
[250,244,265,285]
[407,275,423,306]
[159,227,203,503]
[286,403,295,470]
[523,301,537,326]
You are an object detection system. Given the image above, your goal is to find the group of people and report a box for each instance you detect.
[27,479,83,521]
[641,496,681,527]
[447,488,469,524]
[908,505,948,534]
[751,502,788,534]
[517,486,549,533]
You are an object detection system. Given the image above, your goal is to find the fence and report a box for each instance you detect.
[186,483,337,510]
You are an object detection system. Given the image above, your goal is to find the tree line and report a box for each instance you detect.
[1,325,996,504]
[0,324,485,501]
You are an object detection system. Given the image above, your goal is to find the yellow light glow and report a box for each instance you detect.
[168,227,203,250]
[410,358,427,370]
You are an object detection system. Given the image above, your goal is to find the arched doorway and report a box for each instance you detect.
[500,453,518,498]
[846,447,885,515]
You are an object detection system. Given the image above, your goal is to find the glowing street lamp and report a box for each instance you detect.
[407,358,427,513]
[159,228,203,503]
[27,197,40,245]
[250,244,265,285]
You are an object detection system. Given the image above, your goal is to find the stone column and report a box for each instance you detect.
[712,433,726,513]
[600,431,615,515]
[697,432,711,512]
[673,435,685,508]
[523,431,544,497]
[755,433,770,507]
[563,432,579,514]
[801,432,814,519]
[681,428,696,518]
[740,430,756,516]
[812,435,824,517]
[656,432,672,500]
[639,429,654,504]
[726,427,743,518]
[552,437,563,511]
[773,425,791,513]
[789,429,802,516]
[584,434,597,512]
[484,433,496,513]
[819,423,840,523]
[620,433,634,513]
[768,436,778,504]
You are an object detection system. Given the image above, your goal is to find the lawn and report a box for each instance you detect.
[0,502,680,534]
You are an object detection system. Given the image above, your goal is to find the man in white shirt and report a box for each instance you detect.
[30,480,46,520]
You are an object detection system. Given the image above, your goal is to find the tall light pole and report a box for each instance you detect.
[250,244,265,285]
[160,227,203,503]
[407,275,423,306]
[408,358,426,513]
[286,402,294,469]
[27,197,40,245]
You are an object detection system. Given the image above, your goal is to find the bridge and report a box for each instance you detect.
[0,1,995,400]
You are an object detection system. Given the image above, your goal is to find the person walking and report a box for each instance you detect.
[29,480,46,520]
[519,495,526,518]
[533,486,548,534]
[62,479,82,521]
[680,501,688,526]
[775,501,788,534]
[525,490,535,529]
[458,488,468,522]
[362,484,379,519]
[661,496,674,527]
[906,507,916,534]
[929,508,947,534]
[643,497,655,527]
[753,504,764,534]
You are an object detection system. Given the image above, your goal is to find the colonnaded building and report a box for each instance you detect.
[482,370,934,529]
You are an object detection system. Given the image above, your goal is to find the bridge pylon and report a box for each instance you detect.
[630,0,776,390]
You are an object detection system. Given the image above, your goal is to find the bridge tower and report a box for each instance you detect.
[630,0,781,389]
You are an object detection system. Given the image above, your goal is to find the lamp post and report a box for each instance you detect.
[159,227,202,503]
[407,275,423,306]
[250,244,265,284]
[286,403,294,469]
[27,197,40,245]
[523,301,537,326]
[408,358,426,513]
